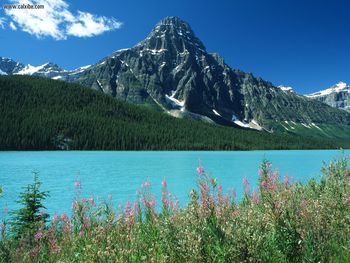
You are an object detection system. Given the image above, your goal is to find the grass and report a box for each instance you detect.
[1,157,350,262]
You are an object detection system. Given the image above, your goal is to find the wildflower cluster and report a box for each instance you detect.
[0,157,349,262]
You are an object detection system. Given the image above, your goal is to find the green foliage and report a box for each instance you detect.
[1,157,349,262]
[0,75,346,150]
[10,173,49,243]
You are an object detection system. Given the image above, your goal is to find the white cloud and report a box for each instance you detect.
[0,18,6,29]
[67,11,122,37]
[3,0,122,40]
[9,21,17,30]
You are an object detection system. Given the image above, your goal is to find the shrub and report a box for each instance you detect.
[1,157,349,262]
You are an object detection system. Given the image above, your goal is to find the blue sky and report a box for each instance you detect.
[0,0,349,94]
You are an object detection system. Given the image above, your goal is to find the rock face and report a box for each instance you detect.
[0,57,25,74]
[306,82,350,112]
[75,17,350,129]
[2,17,349,130]
[0,57,90,81]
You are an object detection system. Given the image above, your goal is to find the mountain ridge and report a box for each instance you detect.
[1,16,350,138]
[3,75,343,150]
[306,82,350,112]
[74,16,350,132]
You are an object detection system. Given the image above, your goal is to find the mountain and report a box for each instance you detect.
[0,56,90,81]
[278,85,294,93]
[0,57,25,74]
[2,17,350,141]
[75,17,350,136]
[2,75,342,150]
[306,82,350,112]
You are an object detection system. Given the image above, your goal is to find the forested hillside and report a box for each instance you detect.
[0,76,347,150]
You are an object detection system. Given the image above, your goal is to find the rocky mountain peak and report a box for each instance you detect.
[331,81,348,90]
[138,16,206,54]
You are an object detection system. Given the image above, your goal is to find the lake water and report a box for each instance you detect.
[0,150,348,220]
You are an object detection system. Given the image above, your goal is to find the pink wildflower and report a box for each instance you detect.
[133,202,140,215]
[72,200,77,210]
[196,165,204,175]
[344,196,350,206]
[162,192,169,209]
[243,177,249,187]
[284,174,290,187]
[271,170,279,182]
[83,216,90,229]
[274,201,281,210]
[217,185,223,194]
[142,180,151,188]
[231,188,236,200]
[161,178,167,188]
[258,168,264,175]
[52,214,59,224]
[61,213,69,222]
[34,230,43,241]
[88,198,96,207]
[0,223,5,231]
[173,196,179,212]
[261,180,268,188]
[108,194,113,201]
[251,191,259,204]
[243,177,250,194]
[74,180,81,189]
[148,199,155,209]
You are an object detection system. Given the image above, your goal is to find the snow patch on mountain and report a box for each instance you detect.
[212,109,221,116]
[15,63,49,75]
[232,114,262,130]
[278,85,294,93]
[0,69,7,75]
[306,82,349,98]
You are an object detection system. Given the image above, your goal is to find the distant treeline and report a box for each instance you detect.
[0,75,346,150]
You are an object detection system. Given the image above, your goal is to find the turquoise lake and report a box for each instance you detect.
[0,150,348,220]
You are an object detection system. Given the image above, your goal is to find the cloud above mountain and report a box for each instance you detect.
[2,0,122,40]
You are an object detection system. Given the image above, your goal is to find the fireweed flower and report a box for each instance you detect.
[161,178,167,188]
[88,198,96,207]
[142,180,151,188]
[148,199,156,209]
[74,180,81,189]
[173,196,179,212]
[52,214,59,224]
[34,229,44,241]
[251,191,259,204]
[284,174,290,187]
[72,200,77,210]
[196,165,204,175]
[61,213,69,222]
[344,196,350,206]
[232,188,237,200]
[243,177,250,194]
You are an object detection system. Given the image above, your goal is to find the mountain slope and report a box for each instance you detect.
[1,75,345,150]
[306,82,350,112]
[75,17,350,134]
[0,56,90,81]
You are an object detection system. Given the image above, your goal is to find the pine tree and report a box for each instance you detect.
[10,173,49,244]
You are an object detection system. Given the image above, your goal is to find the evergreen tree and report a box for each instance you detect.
[10,173,49,244]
